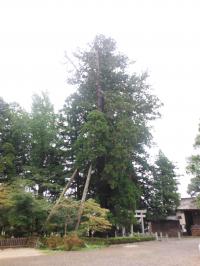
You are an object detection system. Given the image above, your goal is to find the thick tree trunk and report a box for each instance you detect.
[46,169,77,223]
[75,164,92,231]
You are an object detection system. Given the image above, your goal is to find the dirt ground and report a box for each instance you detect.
[1,238,200,266]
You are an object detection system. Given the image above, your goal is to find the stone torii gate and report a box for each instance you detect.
[135,210,147,234]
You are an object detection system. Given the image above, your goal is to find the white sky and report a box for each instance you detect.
[0,0,200,197]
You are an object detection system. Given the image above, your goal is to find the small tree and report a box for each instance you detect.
[81,199,112,236]
[47,198,112,236]
[47,198,79,235]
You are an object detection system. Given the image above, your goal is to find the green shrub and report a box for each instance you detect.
[106,236,155,245]
[39,234,154,251]
[82,237,107,245]
[83,235,155,245]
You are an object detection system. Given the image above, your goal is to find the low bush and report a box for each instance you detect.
[83,235,155,245]
[46,235,63,249]
[39,234,155,251]
[106,235,155,245]
[82,237,107,245]
[40,234,85,251]
[63,234,85,251]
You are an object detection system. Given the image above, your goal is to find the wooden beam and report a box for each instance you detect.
[75,164,92,231]
[46,169,78,223]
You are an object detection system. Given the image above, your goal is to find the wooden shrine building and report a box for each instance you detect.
[177,197,200,236]
[150,198,200,236]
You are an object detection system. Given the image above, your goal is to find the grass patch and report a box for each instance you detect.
[81,243,107,251]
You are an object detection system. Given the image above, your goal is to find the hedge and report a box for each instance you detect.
[39,235,155,250]
[83,235,155,245]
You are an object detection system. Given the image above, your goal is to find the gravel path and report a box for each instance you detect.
[1,238,200,266]
[0,248,44,259]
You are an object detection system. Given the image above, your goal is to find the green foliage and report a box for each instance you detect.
[47,198,111,235]
[8,192,37,234]
[41,235,154,251]
[187,155,200,196]
[0,181,50,236]
[149,151,180,219]
[47,198,79,233]
[60,35,161,226]
[196,195,200,208]
[0,35,164,236]
[83,235,155,245]
[25,92,65,198]
[74,110,109,166]
[105,235,155,244]
[9,103,31,176]
[81,199,112,234]
[187,123,200,196]
[0,98,31,183]
[0,184,13,231]
[0,143,15,179]
[0,184,12,208]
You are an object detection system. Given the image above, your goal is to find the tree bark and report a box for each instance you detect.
[75,164,92,231]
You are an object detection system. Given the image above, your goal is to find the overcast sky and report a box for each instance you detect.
[0,0,200,196]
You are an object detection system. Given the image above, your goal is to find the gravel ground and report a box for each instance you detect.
[1,238,200,266]
[0,248,44,259]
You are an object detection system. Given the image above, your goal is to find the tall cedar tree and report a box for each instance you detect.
[149,151,179,219]
[26,92,65,198]
[59,35,161,226]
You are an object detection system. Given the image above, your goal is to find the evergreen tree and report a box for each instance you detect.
[187,123,200,196]
[0,98,30,182]
[59,35,161,227]
[0,181,50,236]
[26,92,64,198]
[149,151,179,219]
[0,97,15,181]
[9,103,31,175]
